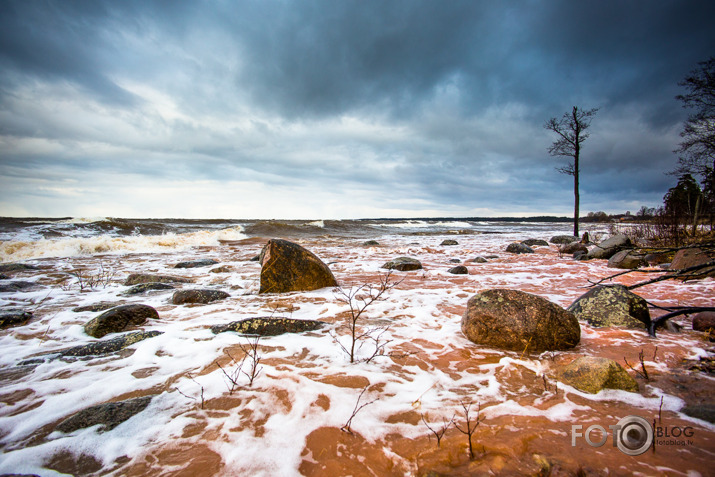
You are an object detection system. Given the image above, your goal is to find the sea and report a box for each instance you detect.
[0,216,713,476]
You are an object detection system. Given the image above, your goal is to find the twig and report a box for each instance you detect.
[454,400,482,460]
[624,349,649,381]
[341,385,378,434]
[422,413,455,448]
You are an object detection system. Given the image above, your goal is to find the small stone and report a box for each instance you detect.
[505,242,534,254]
[522,239,549,247]
[124,282,175,295]
[448,265,468,275]
[440,239,458,246]
[550,235,579,245]
[362,240,380,246]
[472,256,488,263]
[381,257,423,271]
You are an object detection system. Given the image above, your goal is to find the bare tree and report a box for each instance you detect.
[545,106,599,237]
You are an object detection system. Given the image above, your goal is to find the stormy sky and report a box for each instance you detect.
[1,1,714,219]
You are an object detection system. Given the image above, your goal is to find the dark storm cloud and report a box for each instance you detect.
[1,0,714,218]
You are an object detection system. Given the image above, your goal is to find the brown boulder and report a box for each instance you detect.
[171,289,230,305]
[558,356,639,394]
[259,239,338,294]
[693,312,715,332]
[669,247,715,279]
[461,289,580,353]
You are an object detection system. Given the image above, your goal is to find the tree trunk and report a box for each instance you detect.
[691,194,700,236]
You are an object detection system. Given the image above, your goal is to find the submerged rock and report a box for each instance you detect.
[0,281,39,293]
[440,239,459,246]
[472,256,488,263]
[448,265,469,275]
[56,395,154,433]
[84,304,159,338]
[669,247,715,279]
[461,289,580,353]
[73,302,120,313]
[259,239,338,294]
[0,263,40,272]
[568,285,649,329]
[0,309,33,330]
[20,331,163,364]
[59,331,163,358]
[681,404,715,424]
[124,273,193,286]
[171,289,230,305]
[211,317,325,336]
[558,356,638,394]
[381,257,423,271]
[505,242,534,254]
[362,240,380,246]
[174,259,219,269]
[209,266,232,273]
[124,282,175,295]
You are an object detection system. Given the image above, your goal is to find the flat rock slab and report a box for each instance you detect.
[0,310,33,330]
[558,356,639,394]
[124,273,193,286]
[84,304,159,338]
[381,257,423,271]
[171,289,229,305]
[55,395,154,433]
[211,317,325,336]
[19,331,163,364]
[124,282,175,295]
[73,302,121,313]
[174,259,219,269]
[0,281,40,293]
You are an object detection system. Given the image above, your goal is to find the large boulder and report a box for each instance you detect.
[607,250,646,269]
[669,247,715,279]
[171,289,229,305]
[586,234,632,260]
[558,356,639,394]
[568,285,649,329]
[505,242,534,254]
[211,317,326,336]
[259,239,338,294]
[56,395,154,433]
[381,257,423,271]
[461,289,580,353]
[84,304,159,338]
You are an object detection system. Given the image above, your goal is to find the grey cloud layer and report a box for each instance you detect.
[1,0,714,218]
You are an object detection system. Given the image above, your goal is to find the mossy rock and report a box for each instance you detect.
[558,356,639,394]
[568,285,649,329]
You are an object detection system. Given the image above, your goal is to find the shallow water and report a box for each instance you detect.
[0,219,713,476]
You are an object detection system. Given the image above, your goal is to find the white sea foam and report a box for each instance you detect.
[0,226,247,262]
